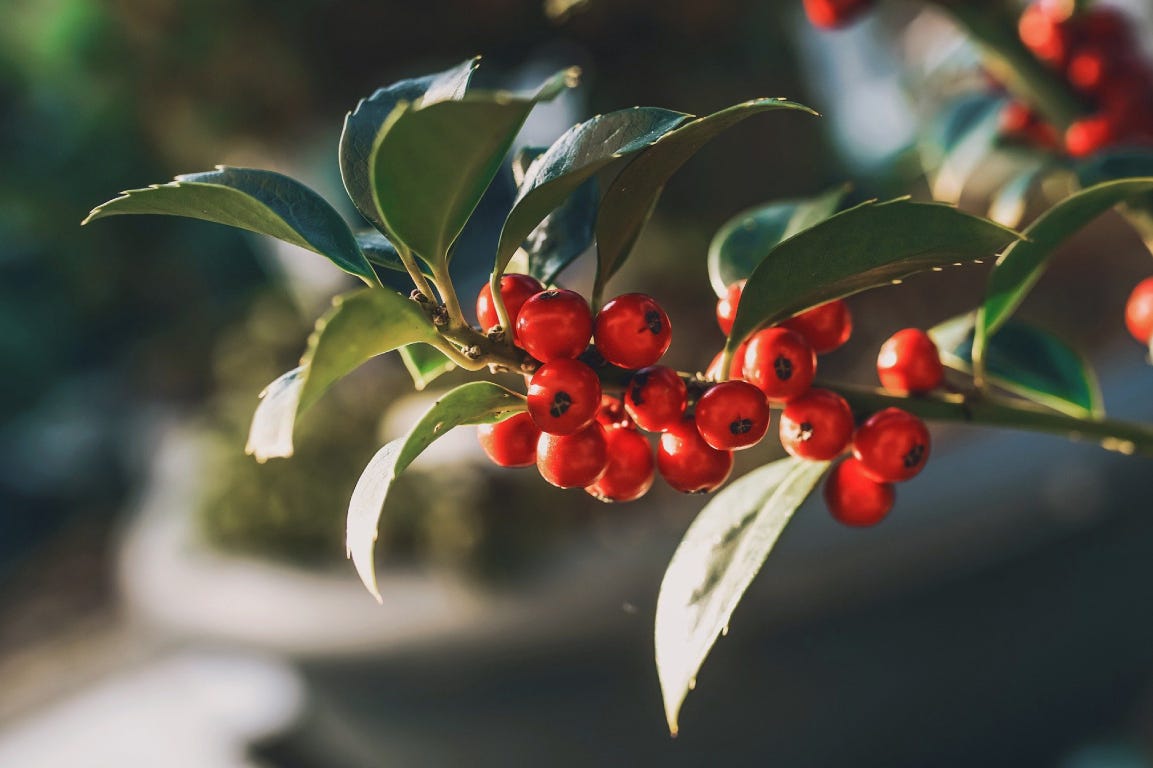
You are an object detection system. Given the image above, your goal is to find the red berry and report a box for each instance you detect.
[1065,115,1115,158]
[537,422,608,488]
[527,358,602,436]
[716,280,745,336]
[1019,4,1070,66]
[824,458,895,527]
[741,327,817,402]
[1067,47,1110,93]
[706,340,749,381]
[657,417,734,494]
[1125,277,1153,345]
[783,300,853,354]
[624,365,687,432]
[477,412,540,467]
[586,425,655,502]
[516,289,593,362]
[852,408,931,483]
[595,395,633,430]
[779,388,854,461]
[594,293,672,369]
[803,0,875,30]
[476,274,543,341]
[876,328,944,394]
[694,380,770,451]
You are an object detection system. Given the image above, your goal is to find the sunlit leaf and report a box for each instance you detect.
[399,344,456,391]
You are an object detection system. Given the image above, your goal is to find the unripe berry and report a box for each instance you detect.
[824,458,895,527]
[594,293,672,369]
[716,280,745,336]
[477,412,540,467]
[516,289,593,362]
[803,0,875,30]
[783,300,852,354]
[852,408,931,483]
[694,380,770,451]
[537,422,608,489]
[624,365,687,432]
[779,388,854,461]
[876,328,944,394]
[476,274,542,341]
[658,417,734,493]
[586,425,655,503]
[741,327,817,402]
[527,358,602,435]
[1125,277,1153,345]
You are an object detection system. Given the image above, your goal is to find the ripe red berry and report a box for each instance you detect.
[624,365,687,432]
[1064,115,1114,158]
[852,408,931,483]
[694,380,770,451]
[706,340,749,381]
[658,417,734,493]
[803,0,875,30]
[779,388,854,461]
[476,274,543,341]
[527,358,602,435]
[1125,277,1153,345]
[477,412,540,467]
[586,425,655,503]
[824,458,895,527]
[741,327,817,402]
[876,328,944,395]
[594,293,672,369]
[1019,4,1070,66]
[537,422,608,489]
[1067,47,1110,93]
[516,289,593,362]
[716,280,745,336]
[783,300,853,354]
[595,395,633,430]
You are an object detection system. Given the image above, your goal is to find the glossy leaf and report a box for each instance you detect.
[494,107,691,276]
[707,186,847,297]
[355,230,434,278]
[347,382,527,601]
[725,200,1020,354]
[371,68,579,265]
[595,98,819,298]
[83,166,378,285]
[655,457,829,736]
[339,58,479,235]
[931,314,1103,419]
[399,344,456,391]
[245,289,440,461]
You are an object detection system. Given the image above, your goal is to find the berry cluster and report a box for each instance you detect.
[802,0,877,30]
[1004,2,1153,157]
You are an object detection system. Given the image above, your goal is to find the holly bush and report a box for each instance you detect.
[86,0,1153,736]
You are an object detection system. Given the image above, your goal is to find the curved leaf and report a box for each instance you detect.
[725,200,1020,354]
[340,58,479,235]
[707,186,847,297]
[494,107,691,276]
[595,98,818,298]
[655,457,829,736]
[83,166,377,285]
[399,344,455,391]
[245,288,440,461]
[927,95,1004,204]
[355,230,433,278]
[987,161,1052,228]
[347,382,527,601]
[371,68,579,265]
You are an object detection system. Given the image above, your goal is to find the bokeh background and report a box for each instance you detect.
[3,0,1153,765]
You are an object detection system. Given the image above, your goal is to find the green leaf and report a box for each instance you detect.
[371,68,579,265]
[245,288,440,461]
[1077,148,1153,187]
[987,161,1052,228]
[494,107,691,277]
[594,99,819,298]
[355,231,433,278]
[655,457,830,736]
[725,200,1020,354]
[977,178,1153,359]
[707,185,848,297]
[399,344,455,391]
[931,314,1103,419]
[347,382,527,601]
[83,166,378,285]
[925,94,1004,204]
[340,58,480,236]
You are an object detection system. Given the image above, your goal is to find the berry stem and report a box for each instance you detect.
[488,271,514,335]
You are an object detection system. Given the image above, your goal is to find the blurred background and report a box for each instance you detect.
[3,0,1153,765]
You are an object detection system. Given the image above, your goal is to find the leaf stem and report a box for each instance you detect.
[433,262,468,331]
[397,244,437,301]
[489,271,513,335]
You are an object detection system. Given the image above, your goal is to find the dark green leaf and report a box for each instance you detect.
[494,107,691,277]
[245,288,440,461]
[707,185,847,297]
[595,99,819,298]
[655,457,829,736]
[931,314,1103,419]
[84,166,378,285]
[347,382,527,600]
[399,344,455,390]
[1077,148,1153,187]
[371,68,579,265]
[725,200,1020,354]
[339,58,479,235]
[355,230,433,278]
